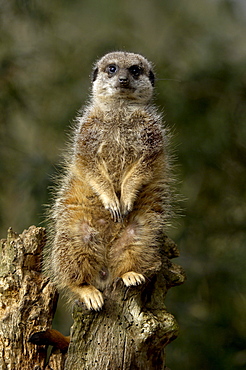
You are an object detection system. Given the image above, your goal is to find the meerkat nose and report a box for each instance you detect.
[118,69,130,86]
[119,77,128,82]
[119,77,129,86]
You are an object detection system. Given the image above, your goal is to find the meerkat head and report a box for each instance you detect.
[91,51,155,107]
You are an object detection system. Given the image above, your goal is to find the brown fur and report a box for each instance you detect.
[45,51,173,310]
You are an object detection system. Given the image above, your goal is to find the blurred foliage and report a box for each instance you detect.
[1,0,246,369]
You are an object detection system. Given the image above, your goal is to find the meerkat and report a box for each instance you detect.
[45,51,173,311]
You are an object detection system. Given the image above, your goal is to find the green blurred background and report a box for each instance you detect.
[1,0,246,368]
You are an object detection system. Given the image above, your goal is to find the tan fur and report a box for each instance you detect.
[45,51,173,310]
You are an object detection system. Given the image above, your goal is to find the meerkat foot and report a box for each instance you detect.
[121,271,145,287]
[74,285,104,311]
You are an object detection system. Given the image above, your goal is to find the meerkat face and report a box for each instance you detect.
[92,51,155,105]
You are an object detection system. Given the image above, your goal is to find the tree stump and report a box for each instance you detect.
[65,236,185,370]
[0,227,185,370]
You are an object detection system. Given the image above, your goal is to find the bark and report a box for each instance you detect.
[0,226,60,370]
[65,236,185,370]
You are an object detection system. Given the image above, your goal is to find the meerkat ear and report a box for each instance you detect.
[149,70,155,86]
[92,67,98,82]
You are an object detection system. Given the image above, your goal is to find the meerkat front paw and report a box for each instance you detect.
[121,271,146,287]
[120,200,133,218]
[104,198,122,222]
[120,192,136,218]
[75,285,104,311]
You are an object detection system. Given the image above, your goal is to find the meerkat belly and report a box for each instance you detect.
[61,175,123,244]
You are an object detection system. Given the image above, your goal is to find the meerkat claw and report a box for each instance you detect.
[121,271,146,287]
[109,207,123,223]
[74,285,104,311]
[120,201,132,218]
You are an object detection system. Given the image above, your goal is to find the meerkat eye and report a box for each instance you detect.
[106,64,118,75]
[129,65,143,78]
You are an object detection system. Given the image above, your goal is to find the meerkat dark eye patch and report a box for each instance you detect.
[149,70,155,86]
[92,67,98,82]
[128,65,143,78]
[106,64,118,75]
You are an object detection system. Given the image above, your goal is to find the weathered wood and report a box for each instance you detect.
[65,236,185,370]
[46,351,68,370]
[0,226,59,370]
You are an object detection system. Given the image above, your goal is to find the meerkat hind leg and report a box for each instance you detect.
[121,271,145,287]
[72,285,104,311]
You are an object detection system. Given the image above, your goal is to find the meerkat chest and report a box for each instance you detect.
[78,121,143,158]
[98,124,143,165]
[77,111,163,171]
